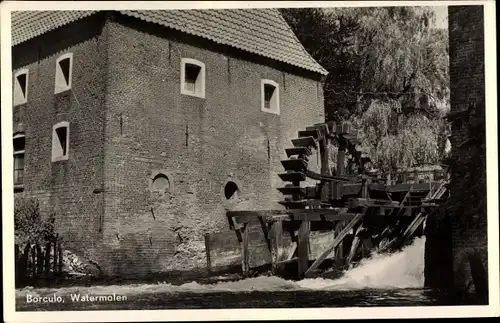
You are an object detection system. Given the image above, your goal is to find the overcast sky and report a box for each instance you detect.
[433,6,449,29]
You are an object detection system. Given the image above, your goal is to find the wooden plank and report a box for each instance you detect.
[297,220,310,278]
[286,243,297,261]
[276,257,298,265]
[348,198,401,208]
[228,209,357,224]
[347,224,365,265]
[336,140,346,176]
[290,212,358,222]
[304,213,364,277]
[204,234,212,272]
[402,213,426,242]
[387,183,434,193]
[346,235,361,265]
[241,224,249,277]
[335,221,345,268]
[269,220,284,275]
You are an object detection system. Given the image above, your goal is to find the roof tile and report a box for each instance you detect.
[11,9,327,75]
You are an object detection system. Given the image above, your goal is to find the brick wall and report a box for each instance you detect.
[96,15,325,277]
[12,14,109,260]
[427,5,487,299]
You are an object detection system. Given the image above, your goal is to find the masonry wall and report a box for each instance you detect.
[97,15,325,277]
[428,5,487,300]
[12,14,108,259]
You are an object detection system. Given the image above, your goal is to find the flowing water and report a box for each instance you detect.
[16,237,469,311]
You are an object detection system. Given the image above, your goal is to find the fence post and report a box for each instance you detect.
[52,240,58,273]
[36,244,43,276]
[44,242,51,277]
[15,244,21,283]
[30,244,36,277]
[23,243,30,280]
[57,241,63,275]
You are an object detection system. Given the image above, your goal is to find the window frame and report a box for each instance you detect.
[13,69,29,106]
[54,53,73,94]
[261,79,280,115]
[52,121,70,162]
[180,58,206,99]
[13,133,26,188]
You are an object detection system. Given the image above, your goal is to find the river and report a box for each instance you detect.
[15,237,477,311]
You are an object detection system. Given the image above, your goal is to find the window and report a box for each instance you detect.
[52,122,70,161]
[152,174,170,191]
[181,58,205,98]
[261,79,279,115]
[13,69,29,106]
[13,134,25,187]
[55,53,73,94]
[149,170,174,197]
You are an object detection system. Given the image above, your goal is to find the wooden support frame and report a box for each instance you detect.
[335,220,345,268]
[304,213,364,277]
[297,220,310,278]
[240,223,249,277]
[269,220,284,274]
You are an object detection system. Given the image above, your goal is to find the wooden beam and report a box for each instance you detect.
[290,212,358,222]
[335,221,345,268]
[348,198,401,208]
[228,209,358,224]
[269,220,284,275]
[204,234,212,272]
[346,235,361,265]
[297,220,310,278]
[241,224,249,277]
[402,212,426,242]
[387,183,434,193]
[304,213,364,277]
[346,225,365,265]
[337,138,346,176]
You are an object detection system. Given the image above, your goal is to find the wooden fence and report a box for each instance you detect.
[15,238,64,286]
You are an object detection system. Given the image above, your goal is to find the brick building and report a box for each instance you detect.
[11,10,327,277]
[425,5,487,302]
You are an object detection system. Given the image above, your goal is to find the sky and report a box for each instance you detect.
[432,6,449,29]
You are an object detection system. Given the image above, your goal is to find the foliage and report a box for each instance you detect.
[15,197,57,246]
[280,6,450,171]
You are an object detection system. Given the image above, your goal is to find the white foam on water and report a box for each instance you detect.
[298,236,426,291]
[16,237,425,297]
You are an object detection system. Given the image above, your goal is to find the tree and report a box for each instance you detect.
[280,7,450,172]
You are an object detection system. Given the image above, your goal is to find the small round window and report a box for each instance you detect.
[224,181,239,200]
[153,174,170,192]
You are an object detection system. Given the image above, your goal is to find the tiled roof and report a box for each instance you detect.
[11,11,97,46]
[11,9,328,75]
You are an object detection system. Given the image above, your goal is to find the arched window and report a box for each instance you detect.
[224,181,239,200]
[52,121,70,161]
[152,173,171,191]
[55,53,73,94]
[149,170,173,196]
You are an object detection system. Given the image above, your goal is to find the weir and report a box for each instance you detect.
[205,121,449,279]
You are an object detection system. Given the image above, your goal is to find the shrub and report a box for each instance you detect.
[14,197,57,246]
